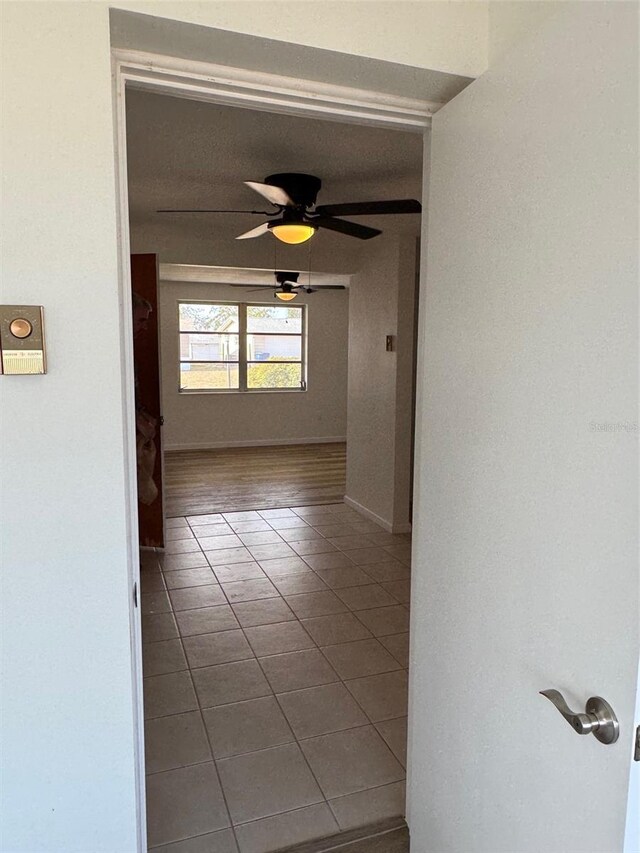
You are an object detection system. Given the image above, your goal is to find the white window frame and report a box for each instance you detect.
[178,299,307,393]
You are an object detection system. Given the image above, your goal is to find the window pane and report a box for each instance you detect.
[180,333,239,362]
[247,362,302,389]
[180,362,239,390]
[246,305,302,334]
[247,334,301,361]
[179,303,239,332]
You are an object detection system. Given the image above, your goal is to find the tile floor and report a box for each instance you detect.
[141,503,411,853]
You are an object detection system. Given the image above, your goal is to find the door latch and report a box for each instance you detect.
[133,581,138,608]
[540,689,619,744]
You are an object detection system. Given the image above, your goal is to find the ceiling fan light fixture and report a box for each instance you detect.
[270,223,316,244]
[275,290,297,301]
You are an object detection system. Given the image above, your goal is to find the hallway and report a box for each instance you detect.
[141,502,410,852]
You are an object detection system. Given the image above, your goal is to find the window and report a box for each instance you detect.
[178,302,306,392]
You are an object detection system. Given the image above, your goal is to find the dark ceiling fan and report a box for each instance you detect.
[157,172,421,243]
[229,271,346,301]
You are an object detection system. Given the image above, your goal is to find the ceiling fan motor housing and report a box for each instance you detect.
[265,173,322,208]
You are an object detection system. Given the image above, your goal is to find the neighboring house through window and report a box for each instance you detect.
[178,301,306,391]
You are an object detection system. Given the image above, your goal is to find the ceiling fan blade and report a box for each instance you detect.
[313,216,381,240]
[306,285,347,290]
[236,222,271,240]
[157,208,271,214]
[227,284,275,289]
[314,199,422,217]
[245,181,294,207]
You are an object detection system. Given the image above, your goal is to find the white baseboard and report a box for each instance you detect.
[164,436,346,452]
[344,495,412,534]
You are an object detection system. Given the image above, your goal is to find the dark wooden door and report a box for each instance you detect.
[131,254,164,548]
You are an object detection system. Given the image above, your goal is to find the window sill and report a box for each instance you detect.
[178,388,308,396]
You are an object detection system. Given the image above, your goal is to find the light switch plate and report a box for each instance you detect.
[0,305,46,374]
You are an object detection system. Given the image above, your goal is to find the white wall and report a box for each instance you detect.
[2,3,479,849]
[488,1,559,65]
[345,234,418,531]
[158,281,349,449]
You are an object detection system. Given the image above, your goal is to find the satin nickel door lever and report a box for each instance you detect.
[540,689,619,744]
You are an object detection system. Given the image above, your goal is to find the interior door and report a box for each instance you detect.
[409,5,638,852]
[131,253,165,548]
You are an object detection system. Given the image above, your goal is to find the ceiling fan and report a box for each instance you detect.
[229,271,346,301]
[158,172,421,244]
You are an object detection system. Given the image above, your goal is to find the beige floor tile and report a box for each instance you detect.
[291,509,337,523]
[366,532,408,547]
[144,671,198,719]
[334,585,397,611]
[354,605,409,637]
[358,561,410,583]
[266,517,310,530]
[146,762,230,847]
[237,530,283,546]
[221,578,279,604]
[329,781,405,831]
[203,696,294,759]
[326,535,375,551]
[161,552,209,572]
[259,649,339,693]
[213,562,266,584]
[277,682,368,739]
[234,803,338,853]
[145,711,211,774]
[248,543,296,562]
[383,544,412,565]
[344,670,408,722]
[231,598,295,628]
[258,556,311,577]
[289,539,338,556]
[285,591,348,619]
[192,523,233,539]
[166,517,189,528]
[164,567,217,590]
[348,521,387,534]
[347,548,395,566]
[149,828,238,853]
[217,743,323,825]
[270,573,328,595]
[375,717,408,767]
[311,524,360,538]
[169,584,227,612]
[228,520,271,533]
[143,639,188,677]
[277,526,327,543]
[301,613,372,646]
[164,538,203,555]
[312,567,373,589]
[379,580,411,605]
[198,534,243,551]
[205,547,253,567]
[301,552,355,571]
[320,639,401,681]
[300,726,405,799]
[140,571,167,593]
[245,621,316,657]
[188,513,225,526]
[258,508,296,519]
[166,527,196,542]
[176,605,240,637]
[183,630,254,669]
[143,612,179,643]
[223,511,262,521]
[379,633,410,667]
[192,660,271,708]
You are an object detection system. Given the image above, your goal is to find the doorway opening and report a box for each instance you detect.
[113,32,463,852]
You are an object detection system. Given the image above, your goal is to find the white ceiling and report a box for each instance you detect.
[125,90,424,271]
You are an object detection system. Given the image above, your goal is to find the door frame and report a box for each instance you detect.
[112,46,433,851]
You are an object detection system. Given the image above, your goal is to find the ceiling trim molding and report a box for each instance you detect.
[113,49,436,131]
[159,263,352,287]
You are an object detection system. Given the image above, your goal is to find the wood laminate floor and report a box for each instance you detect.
[164,443,347,518]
